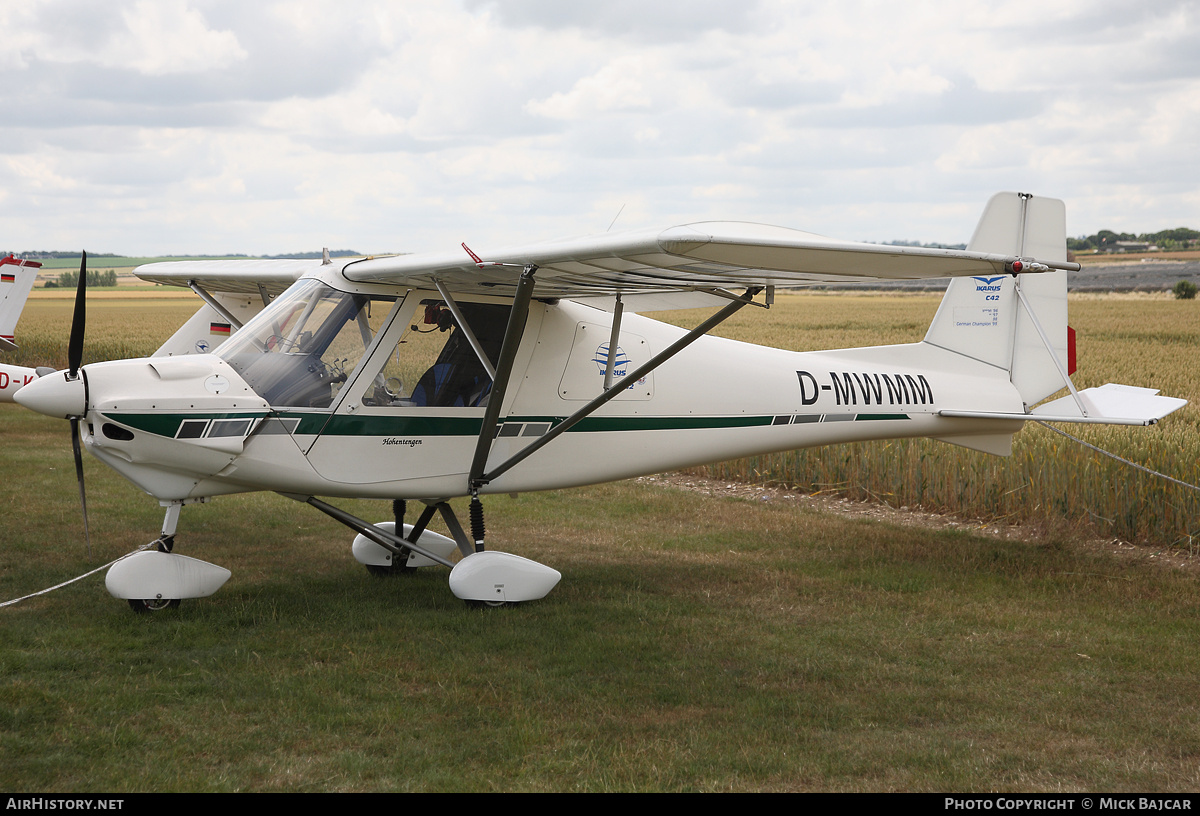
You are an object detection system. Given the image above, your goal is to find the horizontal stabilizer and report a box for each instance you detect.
[1032,383,1187,425]
[940,383,1188,426]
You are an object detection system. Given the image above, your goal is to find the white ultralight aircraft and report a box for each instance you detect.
[14,192,1187,611]
[0,253,54,402]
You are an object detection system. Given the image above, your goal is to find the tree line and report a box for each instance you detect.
[1068,228,1200,252]
[43,269,119,288]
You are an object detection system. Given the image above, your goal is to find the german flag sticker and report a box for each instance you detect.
[210,322,232,336]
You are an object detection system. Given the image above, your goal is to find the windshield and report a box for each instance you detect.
[216,280,398,408]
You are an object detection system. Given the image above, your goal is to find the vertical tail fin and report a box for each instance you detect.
[0,254,43,352]
[923,192,1070,409]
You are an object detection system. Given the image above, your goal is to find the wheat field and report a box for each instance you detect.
[656,292,1200,548]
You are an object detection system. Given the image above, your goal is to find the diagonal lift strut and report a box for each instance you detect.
[468,264,539,491]
[474,285,764,488]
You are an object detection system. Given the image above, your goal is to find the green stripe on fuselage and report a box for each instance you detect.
[295,414,776,436]
[111,412,267,437]
[105,410,911,439]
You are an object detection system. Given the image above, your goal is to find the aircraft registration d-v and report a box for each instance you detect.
[15,192,1187,612]
[0,253,53,404]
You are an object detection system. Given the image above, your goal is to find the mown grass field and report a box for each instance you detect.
[3,289,1199,792]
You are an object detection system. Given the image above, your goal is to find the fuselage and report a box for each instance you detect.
[20,267,1026,503]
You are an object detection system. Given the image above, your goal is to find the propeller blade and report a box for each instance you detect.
[68,250,87,377]
[70,418,93,558]
[65,253,92,557]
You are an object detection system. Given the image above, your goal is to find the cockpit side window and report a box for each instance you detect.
[361,300,511,409]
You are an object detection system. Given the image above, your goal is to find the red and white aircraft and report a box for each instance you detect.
[0,254,50,402]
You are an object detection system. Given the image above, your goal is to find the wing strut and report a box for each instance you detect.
[188,280,244,332]
[468,264,539,491]
[603,295,624,390]
[434,279,497,380]
[477,286,763,487]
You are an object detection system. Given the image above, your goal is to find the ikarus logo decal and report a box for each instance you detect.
[971,276,1005,301]
[592,342,629,376]
[560,324,653,401]
[592,343,645,387]
[949,275,1005,327]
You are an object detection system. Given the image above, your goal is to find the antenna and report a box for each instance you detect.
[606,203,626,232]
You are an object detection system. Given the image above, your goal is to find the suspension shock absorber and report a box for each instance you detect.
[469,493,485,553]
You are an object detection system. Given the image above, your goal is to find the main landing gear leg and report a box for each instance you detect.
[435,501,475,559]
[462,493,505,608]
[361,499,469,575]
[304,496,459,573]
[310,494,557,606]
[363,499,420,576]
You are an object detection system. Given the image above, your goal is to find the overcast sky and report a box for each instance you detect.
[2,0,1197,255]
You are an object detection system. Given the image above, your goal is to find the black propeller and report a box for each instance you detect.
[68,251,91,557]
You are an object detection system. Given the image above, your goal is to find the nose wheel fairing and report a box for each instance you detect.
[105,551,231,605]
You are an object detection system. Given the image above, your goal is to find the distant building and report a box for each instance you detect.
[1106,241,1158,253]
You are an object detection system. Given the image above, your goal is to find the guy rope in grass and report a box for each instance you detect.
[1034,420,1200,495]
[0,541,157,608]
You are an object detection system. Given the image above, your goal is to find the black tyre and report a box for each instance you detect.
[128,598,181,613]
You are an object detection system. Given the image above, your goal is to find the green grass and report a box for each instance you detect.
[4,290,1200,790]
[3,404,1200,791]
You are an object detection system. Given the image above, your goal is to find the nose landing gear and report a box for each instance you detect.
[105,501,230,613]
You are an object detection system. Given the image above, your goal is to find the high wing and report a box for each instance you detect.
[340,221,1080,301]
[133,220,1080,309]
[132,259,320,357]
[133,258,316,297]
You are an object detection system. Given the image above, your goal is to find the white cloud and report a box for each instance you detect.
[117,0,247,75]
[6,153,82,193]
[2,0,1198,254]
[10,0,247,75]
[526,57,656,119]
